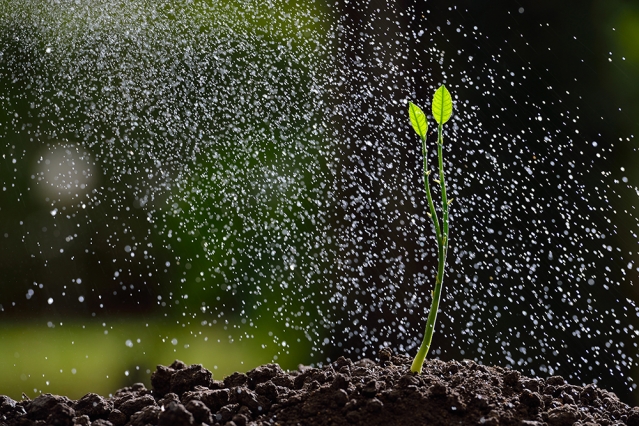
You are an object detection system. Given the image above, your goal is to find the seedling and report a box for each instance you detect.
[408,85,453,374]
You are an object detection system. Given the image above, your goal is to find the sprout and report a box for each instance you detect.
[408,85,453,374]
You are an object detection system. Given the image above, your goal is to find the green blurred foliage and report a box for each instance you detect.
[0,0,332,316]
[595,0,639,129]
[0,318,311,399]
[0,0,333,396]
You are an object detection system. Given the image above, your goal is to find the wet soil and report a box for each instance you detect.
[2,348,638,425]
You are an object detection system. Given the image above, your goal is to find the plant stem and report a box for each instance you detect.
[420,135,441,242]
[410,123,449,374]
[437,123,450,253]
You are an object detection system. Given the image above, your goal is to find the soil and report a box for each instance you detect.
[1,348,638,426]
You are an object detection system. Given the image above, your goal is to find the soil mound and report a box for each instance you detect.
[2,349,638,425]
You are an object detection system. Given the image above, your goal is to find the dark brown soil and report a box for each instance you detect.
[2,348,638,425]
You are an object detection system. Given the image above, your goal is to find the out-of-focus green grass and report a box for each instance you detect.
[0,318,307,400]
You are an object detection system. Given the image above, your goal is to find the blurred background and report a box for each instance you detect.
[2,0,639,404]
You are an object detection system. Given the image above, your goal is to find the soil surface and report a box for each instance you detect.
[1,348,638,425]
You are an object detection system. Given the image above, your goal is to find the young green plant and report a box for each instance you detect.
[408,85,453,374]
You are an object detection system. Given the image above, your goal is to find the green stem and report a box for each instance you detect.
[420,135,441,241]
[410,124,449,374]
[410,246,446,373]
[437,124,449,254]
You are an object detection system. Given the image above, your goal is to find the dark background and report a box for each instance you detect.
[330,0,639,404]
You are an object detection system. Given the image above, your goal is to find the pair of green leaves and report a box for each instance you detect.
[408,85,453,140]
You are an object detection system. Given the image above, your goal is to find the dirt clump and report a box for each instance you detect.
[2,349,638,425]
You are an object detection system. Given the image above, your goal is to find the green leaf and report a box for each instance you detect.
[432,85,453,125]
[408,101,428,140]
